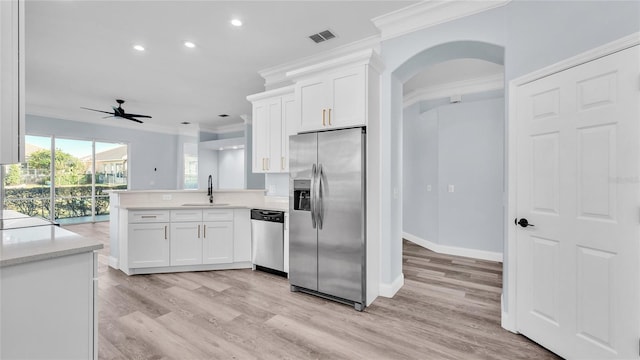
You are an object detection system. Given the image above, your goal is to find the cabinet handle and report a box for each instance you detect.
[281,156,285,170]
[328,108,332,126]
[198,224,201,238]
[322,109,326,126]
[141,215,156,219]
[267,158,270,170]
[203,224,206,238]
[164,225,167,239]
[262,158,265,171]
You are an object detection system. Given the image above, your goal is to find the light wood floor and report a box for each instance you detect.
[65,222,560,360]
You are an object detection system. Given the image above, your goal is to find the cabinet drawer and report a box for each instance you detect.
[170,209,203,222]
[128,210,170,223]
[203,209,234,222]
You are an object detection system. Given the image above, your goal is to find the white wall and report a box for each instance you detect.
[26,115,179,190]
[379,0,640,310]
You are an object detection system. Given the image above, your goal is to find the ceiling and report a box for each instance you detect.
[25,0,416,134]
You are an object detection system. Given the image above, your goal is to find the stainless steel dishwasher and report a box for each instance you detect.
[250,209,285,273]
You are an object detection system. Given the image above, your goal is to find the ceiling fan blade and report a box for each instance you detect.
[122,115,144,123]
[125,113,152,118]
[81,107,114,115]
[102,115,115,119]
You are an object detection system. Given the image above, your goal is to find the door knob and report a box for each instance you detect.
[515,218,534,227]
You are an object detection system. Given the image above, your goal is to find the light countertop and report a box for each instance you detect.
[119,201,289,212]
[1,212,103,268]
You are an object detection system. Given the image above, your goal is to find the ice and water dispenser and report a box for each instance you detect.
[293,179,311,211]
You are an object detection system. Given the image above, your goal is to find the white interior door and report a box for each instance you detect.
[515,45,639,359]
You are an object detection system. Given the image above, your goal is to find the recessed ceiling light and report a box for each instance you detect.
[230,19,242,27]
[184,41,196,48]
[219,147,224,151]
[133,44,145,51]
[232,146,238,149]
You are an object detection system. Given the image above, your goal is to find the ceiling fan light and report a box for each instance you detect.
[184,41,196,48]
[230,19,242,27]
[133,44,145,51]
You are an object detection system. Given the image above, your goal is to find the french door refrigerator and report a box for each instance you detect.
[289,127,366,311]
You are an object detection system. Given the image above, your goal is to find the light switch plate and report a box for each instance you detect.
[427,185,432,192]
[448,185,455,193]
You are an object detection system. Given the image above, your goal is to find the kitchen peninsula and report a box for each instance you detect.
[0,210,103,359]
[109,189,288,275]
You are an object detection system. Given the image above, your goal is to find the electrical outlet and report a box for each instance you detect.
[427,185,432,192]
[162,194,172,201]
[448,185,455,193]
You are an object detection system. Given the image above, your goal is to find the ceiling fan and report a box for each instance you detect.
[81,99,151,123]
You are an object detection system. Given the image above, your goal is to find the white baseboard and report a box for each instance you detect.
[379,273,404,298]
[108,256,119,269]
[403,232,503,262]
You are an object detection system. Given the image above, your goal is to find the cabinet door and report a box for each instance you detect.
[266,97,282,172]
[202,221,233,264]
[128,223,170,268]
[170,222,202,266]
[0,0,25,164]
[281,93,296,172]
[327,66,366,128]
[296,77,327,132]
[252,101,270,173]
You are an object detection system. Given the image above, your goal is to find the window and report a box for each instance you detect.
[2,135,128,223]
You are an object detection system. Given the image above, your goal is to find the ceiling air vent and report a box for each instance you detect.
[309,29,336,44]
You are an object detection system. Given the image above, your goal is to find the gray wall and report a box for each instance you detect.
[218,149,245,189]
[402,103,438,243]
[265,173,289,197]
[244,123,265,190]
[27,115,179,190]
[403,97,504,253]
[380,0,639,309]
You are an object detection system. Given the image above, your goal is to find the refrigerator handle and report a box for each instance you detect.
[310,164,317,229]
[317,164,324,230]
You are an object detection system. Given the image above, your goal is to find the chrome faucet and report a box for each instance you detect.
[207,174,213,203]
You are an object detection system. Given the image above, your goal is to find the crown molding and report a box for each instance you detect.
[258,35,381,88]
[240,114,251,125]
[403,72,503,108]
[246,85,295,103]
[372,0,511,41]
[286,48,384,82]
[199,121,246,135]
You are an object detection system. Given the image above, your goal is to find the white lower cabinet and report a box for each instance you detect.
[170,222,202,265]
[1,251,97,359]
[123,208,253,275]
[202,221,233,264]
[128,222,170,268]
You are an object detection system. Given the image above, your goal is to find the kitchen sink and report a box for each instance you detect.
[181,203,230,207]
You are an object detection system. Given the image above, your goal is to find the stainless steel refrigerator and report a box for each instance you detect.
[289,127,366,311]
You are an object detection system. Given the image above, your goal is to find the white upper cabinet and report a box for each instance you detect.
[281,93,296,172]
[247,86,295,173]
[296,66,366,132]
[0,0,24,164]
[289,49,382,133]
